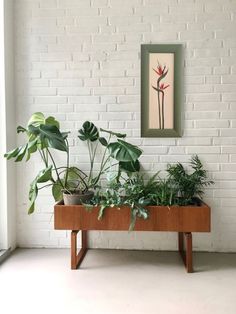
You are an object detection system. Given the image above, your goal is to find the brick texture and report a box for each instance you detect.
[15,0,236,252]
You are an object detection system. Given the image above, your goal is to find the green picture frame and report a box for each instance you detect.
[141,44,183,137]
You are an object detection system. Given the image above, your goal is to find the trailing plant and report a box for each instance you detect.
[86,155,214,229]
[87,178,152,231]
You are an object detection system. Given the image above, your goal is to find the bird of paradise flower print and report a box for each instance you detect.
[152,62,170,129]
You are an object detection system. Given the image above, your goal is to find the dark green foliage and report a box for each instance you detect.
[77,121,143,188]
[107,139,142,162]
[4,112,83,214]
[86,155,214,229]
[78,121,99,142]
[167,155,214,205]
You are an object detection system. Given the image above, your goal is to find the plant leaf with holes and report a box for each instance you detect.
[119,160,140,173]
[78,121,99,142]
[108,139,142,162]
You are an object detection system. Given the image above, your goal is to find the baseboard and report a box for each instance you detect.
[0,248,11,265]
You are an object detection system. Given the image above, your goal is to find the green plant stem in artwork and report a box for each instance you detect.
[161,91,165,130]
[157,90,161,129]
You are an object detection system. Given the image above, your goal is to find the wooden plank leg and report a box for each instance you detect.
[178,232,193,273]
[71,230,88,270]
[185,232,193,273]
[178,232,184,253]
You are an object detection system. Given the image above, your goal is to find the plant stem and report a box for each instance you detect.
[161,91,165,129]
[88,141,98,183]
[102,162,119,173]
[46,147,64,189]
[39,150,46,166]
[38,183,53,190]
[42,149,48,167]
[89,134,112,187]
[64,139,70,188]
[157,90,161,129]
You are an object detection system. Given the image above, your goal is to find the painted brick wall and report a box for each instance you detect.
[15,0,236,252]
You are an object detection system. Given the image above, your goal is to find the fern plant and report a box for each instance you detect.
[167,155,214,205]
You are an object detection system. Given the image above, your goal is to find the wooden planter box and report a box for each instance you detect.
[54,200,211,273]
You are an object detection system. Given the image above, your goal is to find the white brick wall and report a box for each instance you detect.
[15,0,236,252]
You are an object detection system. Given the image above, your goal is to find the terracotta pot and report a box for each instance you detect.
[63,190,94,205]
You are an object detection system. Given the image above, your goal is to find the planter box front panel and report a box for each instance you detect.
[54,203,210,232]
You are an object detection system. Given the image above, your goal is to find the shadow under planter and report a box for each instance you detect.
[54,200,211,273]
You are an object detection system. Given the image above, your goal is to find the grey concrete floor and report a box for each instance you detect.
[0,249,236,314]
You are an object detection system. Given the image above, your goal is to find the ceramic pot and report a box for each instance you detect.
[63,190,94,205]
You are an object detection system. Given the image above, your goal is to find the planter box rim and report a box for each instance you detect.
[55,197,209,209]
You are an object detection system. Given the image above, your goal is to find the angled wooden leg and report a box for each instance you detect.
[178,232,193,273]
[71,230,88,270]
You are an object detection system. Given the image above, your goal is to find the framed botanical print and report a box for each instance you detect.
[141,44,183,137]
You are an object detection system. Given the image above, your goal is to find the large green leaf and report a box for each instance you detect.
[99,137,108,147]
[64,167,81,189]
[39,124,68,152]
[27,112,45,128]
[108,139,142,162]
[37,166,52,183]
[52,182,63,202]
[45,116,60,129]
[27,112,60,128]
[119,160,140,173]
[17,126,27,133]
[27,166,53,213]
[15,144,28,162]
[4,147,21,160]
[28,180,38,214]
[26,138,38,161]
[100,128,126,138]
[78,121,99,142]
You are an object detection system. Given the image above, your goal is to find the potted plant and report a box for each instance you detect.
[4,113,142,210]
[54,155,213,272]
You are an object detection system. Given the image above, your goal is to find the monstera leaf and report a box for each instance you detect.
[5,113,66,162]
[27,112,60,129]
[100,128,126,138]
[28,166,53,214]
[99,137,108,147]
[108,139,142,162]
[52,181,63,202]
[39,124,68,152]
[78,121,99,142]
[119,160,140,173]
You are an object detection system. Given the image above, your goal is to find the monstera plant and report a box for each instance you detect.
[77,121,142,188]
[4,113,142,212]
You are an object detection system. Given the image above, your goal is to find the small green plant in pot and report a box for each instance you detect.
[4,112,89,211]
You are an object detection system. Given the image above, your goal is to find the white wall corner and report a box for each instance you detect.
[0,0,16,250]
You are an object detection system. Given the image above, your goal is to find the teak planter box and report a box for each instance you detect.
[54,200,211,273]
